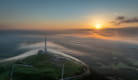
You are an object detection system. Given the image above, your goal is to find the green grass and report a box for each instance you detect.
[0,72,9,80]
[0,52,84,80]
[64,61,83,76]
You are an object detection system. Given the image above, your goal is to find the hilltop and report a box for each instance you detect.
[0,51,86,80]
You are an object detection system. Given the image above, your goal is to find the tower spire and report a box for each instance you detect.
[44,37,47,53]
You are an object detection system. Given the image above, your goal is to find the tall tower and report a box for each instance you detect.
[44,37,47,53]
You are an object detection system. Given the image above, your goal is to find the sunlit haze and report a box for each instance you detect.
[95,24,102,29]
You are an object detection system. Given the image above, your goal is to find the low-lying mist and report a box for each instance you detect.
[0,27,138,80]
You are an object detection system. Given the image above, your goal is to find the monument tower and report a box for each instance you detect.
[44,37,47,53]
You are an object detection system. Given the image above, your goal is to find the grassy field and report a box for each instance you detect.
[0,51,85,80]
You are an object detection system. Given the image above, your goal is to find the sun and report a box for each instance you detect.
[95,24,102,29]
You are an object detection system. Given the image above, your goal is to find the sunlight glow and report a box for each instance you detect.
[95,24,102,29]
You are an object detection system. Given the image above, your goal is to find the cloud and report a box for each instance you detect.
[116,16,125,20]
[112,16,138,25]
[121,17,138,23]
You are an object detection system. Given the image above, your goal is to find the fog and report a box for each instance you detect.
[0,27,138,80]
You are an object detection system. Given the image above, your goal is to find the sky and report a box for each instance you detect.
[0,0,138,30]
